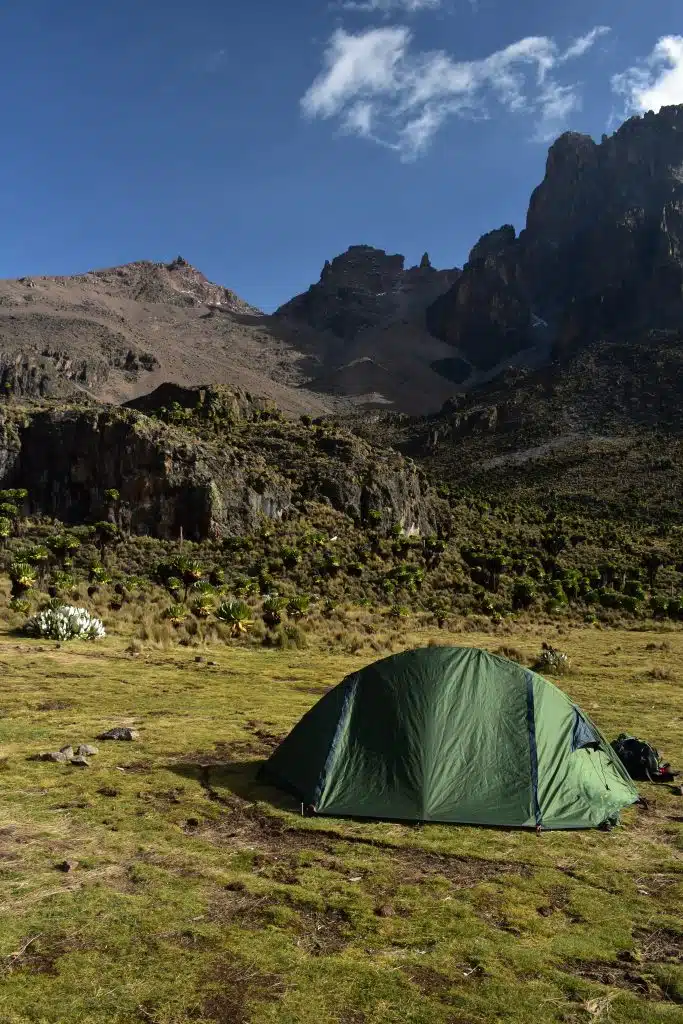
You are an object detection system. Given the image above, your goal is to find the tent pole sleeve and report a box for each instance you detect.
[525,672,542,827]
[312,674,357,808]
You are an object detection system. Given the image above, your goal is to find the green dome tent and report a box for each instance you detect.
[261,646,639,830]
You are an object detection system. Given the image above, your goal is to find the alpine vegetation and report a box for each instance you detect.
[24,604,106,641]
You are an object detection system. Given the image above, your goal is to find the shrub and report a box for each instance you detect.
[281,546,300,569]
[51,571,76,591]
[208,567,225,587]
[163,604,187,626]
[287,594,311,619]
[47,534,81,565]
[234,576,258,597]
[533,643,570,675]
[649,595,670,618]
[9,562,37,592]
[262,595,287,627]
[388,603,409,619]
[512,577,537,609]
[624,579,646,600]
[216,599,253,636]
[89,564,112,584]
[189,580,214,596]
[24,605,105,641]
[165,576,183,599]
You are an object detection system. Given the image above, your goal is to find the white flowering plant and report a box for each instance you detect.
[24,605,106,641]
[534,643,570,675]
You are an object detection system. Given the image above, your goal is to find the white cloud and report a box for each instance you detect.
[302,27,407,119]
[301,26,609,159]
[612,36,683,114]
[533,82,583,142]
[341,0,441,10]
[561,26,610,63]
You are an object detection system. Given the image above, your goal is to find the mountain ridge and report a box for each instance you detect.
[1,105,683,426]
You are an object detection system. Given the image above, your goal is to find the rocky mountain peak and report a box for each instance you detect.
[85,258,261,314]
[318,245,406,293]
[427,103,683,373]
[277,245,458,341]
[467,225,517,266]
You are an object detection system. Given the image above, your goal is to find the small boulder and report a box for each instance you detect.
[671,784,683,797]
[60,745,74,759]
[75,744,99,757]
[56,860,78,872]
[36,751,69,763]
[97,727,139,741]
[69,756,90,767]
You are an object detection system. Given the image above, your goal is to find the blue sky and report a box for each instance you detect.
[0,0,681,310]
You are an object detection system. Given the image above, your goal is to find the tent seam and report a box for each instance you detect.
[525,672,542,827]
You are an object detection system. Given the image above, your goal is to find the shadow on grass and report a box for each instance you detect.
[167,758,300,814]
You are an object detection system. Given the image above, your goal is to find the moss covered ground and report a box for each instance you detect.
[1,624,682,1023]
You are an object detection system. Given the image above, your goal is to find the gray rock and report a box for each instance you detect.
[69,756,90,767]
[97,726,139,741]
[36,751,69,763]
[75,744,99,756]
[59,745,74,758]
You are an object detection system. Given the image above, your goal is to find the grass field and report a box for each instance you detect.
[1,624,682,1024]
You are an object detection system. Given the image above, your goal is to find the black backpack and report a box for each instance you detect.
[611,733,668,781]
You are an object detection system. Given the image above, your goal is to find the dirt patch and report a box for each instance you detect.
[561,958,667,1000]
[137,951,284,1024]
[245,721,286,749]
[211,888,351,956]
[2,932,87,976]
[401,964,456,1001]
[635,873,683,901]
[176,736,271,765]
[200,953,285,1023]
[634,927,683,964]
[137,787,184,808]
[536,885,585,924]
[401,962,483,1004]
[191,772,530,890]
[36,699,76,711]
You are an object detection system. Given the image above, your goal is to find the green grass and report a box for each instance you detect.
[1,625,682,1023]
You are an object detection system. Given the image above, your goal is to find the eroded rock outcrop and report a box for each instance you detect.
[0,394,436,539]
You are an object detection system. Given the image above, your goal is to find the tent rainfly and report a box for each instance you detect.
[261,646,639,830]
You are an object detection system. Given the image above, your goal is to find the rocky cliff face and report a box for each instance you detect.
[276,245,459,340]
[427,105,683,370]
[0,394,436,539]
